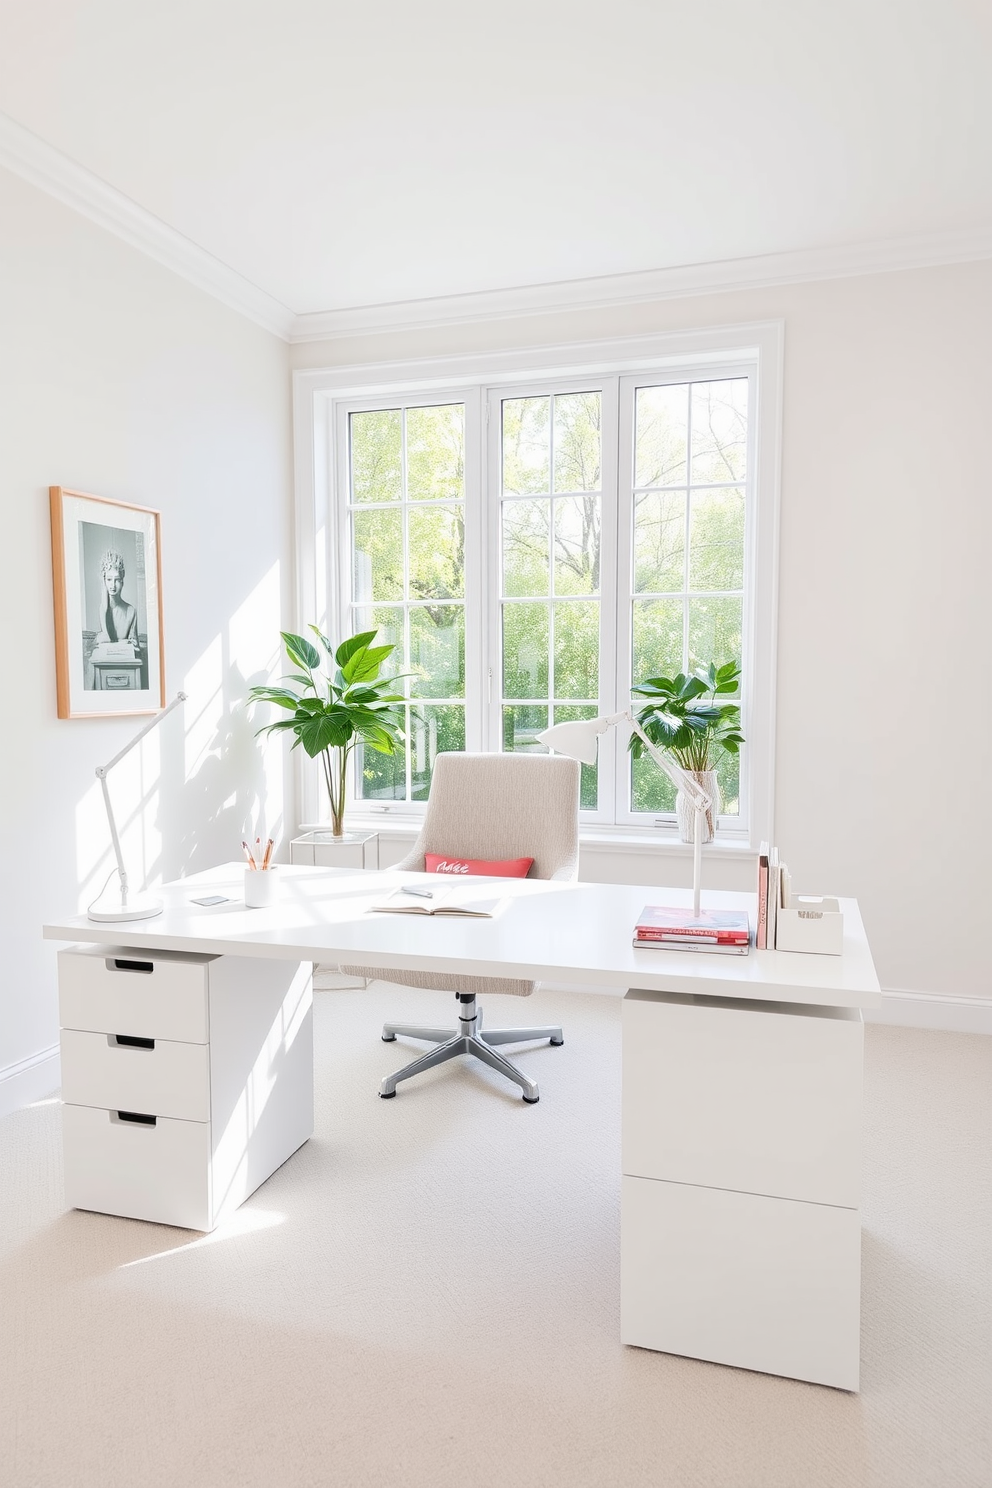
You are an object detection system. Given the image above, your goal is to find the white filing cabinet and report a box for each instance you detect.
[621,988,863,1390]
[290,830,379,869]
[58,944,313,1232]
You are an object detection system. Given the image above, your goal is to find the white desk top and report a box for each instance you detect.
[44,864,881,1010]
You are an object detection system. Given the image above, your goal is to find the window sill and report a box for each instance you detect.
[302,816,758,859]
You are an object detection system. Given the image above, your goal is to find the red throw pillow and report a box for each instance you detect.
[424,853,534,878]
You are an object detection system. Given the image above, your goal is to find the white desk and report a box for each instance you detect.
[44,863,880,1391]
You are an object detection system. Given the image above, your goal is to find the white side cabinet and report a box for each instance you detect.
[59,944,313,1232]
[621,988,863,1390]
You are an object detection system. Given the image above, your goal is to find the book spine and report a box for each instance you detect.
[768,848,780,950]
[634,927,748,943]
[756,841,769,950]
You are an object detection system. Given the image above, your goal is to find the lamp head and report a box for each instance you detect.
[535,716,610,766]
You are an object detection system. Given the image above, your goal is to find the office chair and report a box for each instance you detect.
[341,751,581,1103]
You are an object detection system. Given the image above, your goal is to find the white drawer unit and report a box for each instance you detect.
[621,987,864,1391]
[58,945,313,1232]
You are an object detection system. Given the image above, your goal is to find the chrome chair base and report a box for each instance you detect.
[380,993,563,1103]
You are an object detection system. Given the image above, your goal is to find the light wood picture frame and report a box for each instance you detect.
[50,486,166,718]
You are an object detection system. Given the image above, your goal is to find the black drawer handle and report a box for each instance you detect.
[113,1111,157,1127]
[109,958,154,974]
[110,1034,155,1050]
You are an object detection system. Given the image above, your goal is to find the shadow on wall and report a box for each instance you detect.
[173,660,274,878]
[75,563,286,906]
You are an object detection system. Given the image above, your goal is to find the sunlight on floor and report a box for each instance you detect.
[118,1206,286,1268]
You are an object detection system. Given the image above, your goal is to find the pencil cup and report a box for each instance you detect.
[244,867,276,909]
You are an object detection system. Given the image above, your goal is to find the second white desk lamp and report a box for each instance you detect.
[536,710,713,917]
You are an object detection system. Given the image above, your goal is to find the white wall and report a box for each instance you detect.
[291,261,992,1017]
[0,167,292,1114]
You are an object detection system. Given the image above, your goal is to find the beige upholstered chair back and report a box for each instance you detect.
[394,752,581,882]
[340,752,581,997]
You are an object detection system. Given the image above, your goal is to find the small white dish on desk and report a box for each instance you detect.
[776,897,843,955]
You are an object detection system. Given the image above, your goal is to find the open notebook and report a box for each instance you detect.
[370,884,508,918]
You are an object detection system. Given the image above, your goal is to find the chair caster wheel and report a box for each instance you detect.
[550,1037,564,1046]
[523,1094,540,1104]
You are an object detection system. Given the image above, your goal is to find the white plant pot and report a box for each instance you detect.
[676,770,720,844]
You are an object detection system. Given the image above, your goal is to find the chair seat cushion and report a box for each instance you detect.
[424,852,533,878]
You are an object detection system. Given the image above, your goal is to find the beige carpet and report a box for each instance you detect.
[1,986,990,1488]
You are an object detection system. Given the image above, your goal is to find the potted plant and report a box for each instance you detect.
[249,627,408,838]
[629,661,744,842]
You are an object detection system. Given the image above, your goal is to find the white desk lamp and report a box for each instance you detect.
[536,710,713,917]
[89,691,187,923]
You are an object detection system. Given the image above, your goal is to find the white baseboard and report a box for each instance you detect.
[864,989,992,1036]
[0,1045,61,1122]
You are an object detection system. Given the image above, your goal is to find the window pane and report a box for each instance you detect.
[409,605,464,699]
[554,704,599,809]
[635,384,688,489]
[632,597,683,684]
[353,508,403,602]
[689,488,745,591]
[630,752,677,814]
[353,606,405,682]
[408,504,464,600]
[356,710,407,802]
[634,491,685,593]
[688,595,742,674]
[554,496,600,596]
[502,603,549,698]
[714,748,740,818]
[503,704,549,752]
[553,392,601,493]
[502,397,550,495]
[690,379,748,484]
[351,409,402,503]
[553,601,599,700]
[410,705,465,800]
[503,499,550,598]
[406,404,465,502]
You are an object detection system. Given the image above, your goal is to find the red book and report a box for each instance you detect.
[633,906,751,944]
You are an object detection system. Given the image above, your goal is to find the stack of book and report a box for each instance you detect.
[632,905,751,955]
[755,841,792,949]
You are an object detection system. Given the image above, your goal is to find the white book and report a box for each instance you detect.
[767,846,780,949]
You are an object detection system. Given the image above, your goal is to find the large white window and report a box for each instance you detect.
[298,327,780,846]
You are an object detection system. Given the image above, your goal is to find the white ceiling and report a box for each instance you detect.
[1,0,991,324]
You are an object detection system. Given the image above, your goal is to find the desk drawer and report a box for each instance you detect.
[620,1175,861,1391]
[61,1028,210,1122]
[62,1103,212,1231]
[59,946,211,1043]
[622,990,862,1208]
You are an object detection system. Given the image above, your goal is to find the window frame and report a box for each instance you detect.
[293,323,782,851]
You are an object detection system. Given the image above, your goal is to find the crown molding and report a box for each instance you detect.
[290,225,992,343]
[0,110,295,340]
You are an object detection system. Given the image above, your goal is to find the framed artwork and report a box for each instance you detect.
[49,486,166,718]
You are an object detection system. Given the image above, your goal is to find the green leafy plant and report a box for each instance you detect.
[629,661,745,775]
[249,628,407,837]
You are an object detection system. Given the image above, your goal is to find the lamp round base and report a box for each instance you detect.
[88,895,163,923]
